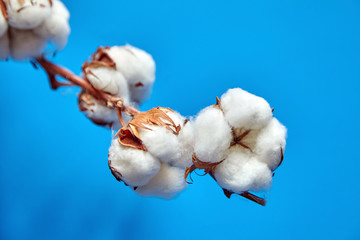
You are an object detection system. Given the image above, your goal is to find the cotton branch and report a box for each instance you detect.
[34,57,140,116]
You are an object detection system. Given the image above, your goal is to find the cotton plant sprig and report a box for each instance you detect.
[0,1,287,206]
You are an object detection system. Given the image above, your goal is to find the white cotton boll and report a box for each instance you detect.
[85,67,130,101]
[221,88,273,130]
[51,0,70,20]
[106,45,155,104]
[194,106,232,163]
[214,147,273,193]
[34,15,70,50]
[0,33,10,60]
[136,163,187,199]
[0,10,7,37]
[255,118,287,171]
[108,139,161,187]
[6,0,51,29]
[10,28,46,60]
[139,125,182,164]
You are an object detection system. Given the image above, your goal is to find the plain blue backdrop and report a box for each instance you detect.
[1,0,360,239]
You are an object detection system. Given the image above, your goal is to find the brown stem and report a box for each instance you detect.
[34,57,140,117]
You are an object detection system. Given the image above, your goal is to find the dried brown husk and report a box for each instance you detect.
[0,0,8,19]
[82,46,116,74]
[115,107,181,151]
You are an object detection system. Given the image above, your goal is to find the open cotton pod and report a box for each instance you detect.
[108,139,161,188]
[4,0,52,29]
[103,45,156,104]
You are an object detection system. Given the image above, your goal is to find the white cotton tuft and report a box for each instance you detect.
[138,111,193,167]
[172,120,195,168]
[108,139,161,187]
[9,28,46,60]
[254,117,287,171]
[0,10,7,37]
[136,163,187,199]
[33,0,70,50]
[193,106,232,163]
[214,146,273,193]
[139,125,181,164]
[34,16,70,50]
[0,33,9,60]
[51,0,70,20]
[6,0,52,29]
[106,45,155,104]
[85,67,130,102]
[221,88,273,130]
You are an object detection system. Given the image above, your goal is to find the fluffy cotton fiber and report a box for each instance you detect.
[193,106,232,163]
[6,0,52,30]
[214,146,273,193]
[136,163,187,199]
[220,88,273,130]
[108,139,161,187]
[106,45,156,104]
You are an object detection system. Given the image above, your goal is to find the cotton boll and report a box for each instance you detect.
[136,163,187,199]
[221,88,273,130]
[78,92,131,130]
[0,32,10,60]
[6,0,52,29]
[194,106,232,163]
[10,28,46,60]
[106,45,155,104]
[214,147,273,193]
[34,15,70,50]
[255,118,287,171]
[84,67,130,101]
[108,139,161,187]
[0,10,7,37]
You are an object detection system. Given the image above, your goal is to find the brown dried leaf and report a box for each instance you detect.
[108,160,123,182]
[135,82,144,87]
[82,46,116,73]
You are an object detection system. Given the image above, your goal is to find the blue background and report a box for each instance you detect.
[1,0,360,239]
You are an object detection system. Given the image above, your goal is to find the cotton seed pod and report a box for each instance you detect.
[214,146,273,194]
[5,0,52,29]
[9,28,46,60]
[105,45,155,104]
[220,88,273,130]
[83,47,131,101]
[135,163,188,199]
[254,117,287,171]
[78,91,131,130]
[0,32,9,60]
[193,105,233,163]
[108,139,161,187]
